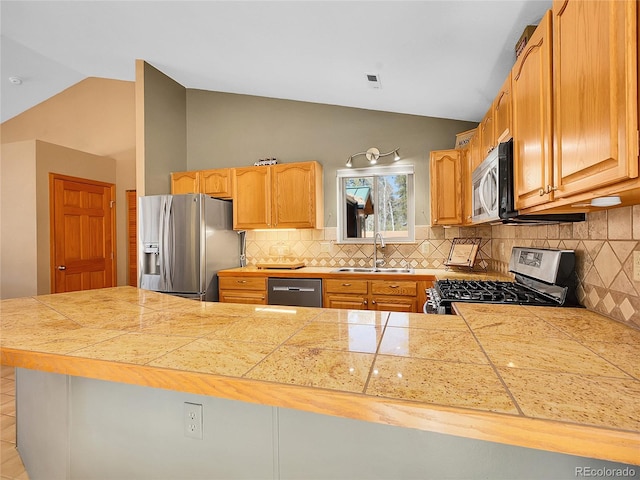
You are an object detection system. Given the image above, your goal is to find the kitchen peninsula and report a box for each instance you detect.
[1,286,638,479]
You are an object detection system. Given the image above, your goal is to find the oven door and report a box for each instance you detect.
[471,148,500,223]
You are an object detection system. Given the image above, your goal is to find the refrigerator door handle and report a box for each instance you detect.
[167,196,175,288]
[164,195,174,290]
[158,197,167,286]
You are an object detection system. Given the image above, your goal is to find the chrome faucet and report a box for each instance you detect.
[373,232,385,269]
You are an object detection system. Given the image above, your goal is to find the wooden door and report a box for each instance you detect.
[272,162,318,228]
[478,109,494,160]
[126,189,137,287]
[50,174,116,293]
[493,72,512,143]
[200,168,232,198]
[511,10,553,210]
[429,149,463,225]
[171,171,199,194]
[552,0,638,198]
[232,166,271,229]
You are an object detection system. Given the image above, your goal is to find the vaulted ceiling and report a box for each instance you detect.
[1,1,551,123]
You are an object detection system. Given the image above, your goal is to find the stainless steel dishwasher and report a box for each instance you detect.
[267,278,323,307]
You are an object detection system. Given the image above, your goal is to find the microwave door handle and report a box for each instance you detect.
[478,172,492,216]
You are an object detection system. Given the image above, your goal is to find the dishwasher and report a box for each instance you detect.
[267,278,323,307]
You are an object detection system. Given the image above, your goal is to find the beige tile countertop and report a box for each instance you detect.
[1,286,639,465]
[218,266,513,281]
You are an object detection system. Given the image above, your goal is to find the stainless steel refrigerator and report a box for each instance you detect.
[138,193,240,301]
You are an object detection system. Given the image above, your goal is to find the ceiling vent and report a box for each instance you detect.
[365,73,381,89]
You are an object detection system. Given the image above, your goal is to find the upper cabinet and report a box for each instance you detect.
[511,10,553,211]
[171,171,199,195]
[171,168,232,199]
[430,149,463,226]
[493,72,513,145]
[200,168,232,198]
[232,161,323,230]
[551,0,639,200]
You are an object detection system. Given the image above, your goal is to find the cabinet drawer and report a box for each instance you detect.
[218,276,266,291]
[371,281,417,296]
[324,279,368,294]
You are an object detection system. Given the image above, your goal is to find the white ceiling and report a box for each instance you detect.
[0,0,551,124]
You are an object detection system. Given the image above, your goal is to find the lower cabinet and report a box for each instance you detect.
[218,276,267,305]
[324,278,423,313]
[219,274,431,313]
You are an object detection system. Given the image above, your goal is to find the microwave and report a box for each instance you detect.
[471,139,585,225]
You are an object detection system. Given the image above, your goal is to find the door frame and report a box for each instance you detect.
[49,173,117,293]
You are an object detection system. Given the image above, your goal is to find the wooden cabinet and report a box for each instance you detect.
[232,161,323,230]
[171,171,199,195]
[219,276,267,304]
[493,72,512,144]
[511,10,553,211]
[430,149,463,225]
[323,279,369,310]
[369,280,418,312]
[478,109,494,161]
[468,126,484,173]
[200,168,232,198]
[551,0,639,200]
[324,278,424,313]
[171,168,232,199]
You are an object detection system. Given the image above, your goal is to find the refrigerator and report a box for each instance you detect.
[138,193,241,301]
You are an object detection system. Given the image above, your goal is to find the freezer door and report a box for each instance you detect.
[165,194,203,295]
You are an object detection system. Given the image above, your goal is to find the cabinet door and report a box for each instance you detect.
[232,167,271,229]
[468,128,483,173]
[493,73,512,143]
[429,149,463,225]
[200,168,232,199]
[171,171,199,194]
[552,0,639,198]
[369,296,417,313]
[479,109,494,159]
[272,162,319,228]
[512,11,553,210]
[324,294,368,310]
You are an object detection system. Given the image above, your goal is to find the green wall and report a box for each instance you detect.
[185,90,476,227]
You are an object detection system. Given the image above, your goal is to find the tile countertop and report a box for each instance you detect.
[217,266,513,280]
[1,286,639,466]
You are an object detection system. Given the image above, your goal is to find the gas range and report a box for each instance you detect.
[425,247,580,315]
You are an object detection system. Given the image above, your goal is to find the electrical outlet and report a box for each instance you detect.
[421,242,431,255]
[184,402,203,439]
[633,251,640,282]
[320,242,331,253]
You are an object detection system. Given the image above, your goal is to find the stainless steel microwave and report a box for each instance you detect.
[471,139,585,225]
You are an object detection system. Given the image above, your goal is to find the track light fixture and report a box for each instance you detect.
[346,147,400,167]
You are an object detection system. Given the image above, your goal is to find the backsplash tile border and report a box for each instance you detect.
[244,206,640,329]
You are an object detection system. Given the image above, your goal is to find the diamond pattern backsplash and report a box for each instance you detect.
[245,205,640,329]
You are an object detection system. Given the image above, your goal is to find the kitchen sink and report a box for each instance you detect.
[332,267,415,274]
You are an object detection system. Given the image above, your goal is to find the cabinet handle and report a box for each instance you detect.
[389,285,399,289]
[342,283,351,286]
[371,300,376,304]
[539,184,558,196]
[363,300,368,305]
[237,280,247,284]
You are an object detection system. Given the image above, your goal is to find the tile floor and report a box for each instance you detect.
[1,365,28,480]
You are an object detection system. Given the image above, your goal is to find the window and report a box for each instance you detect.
[336,165,415,243]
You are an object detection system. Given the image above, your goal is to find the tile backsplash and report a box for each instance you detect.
[245,205,640,329]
